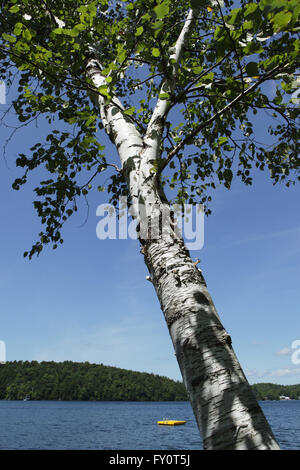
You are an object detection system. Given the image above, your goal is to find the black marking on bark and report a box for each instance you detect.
[223,332,232,348]
[165,307,182,326]
[191,368,234,390]
[174,274,182,287]
[235,424,249,439]
[158,266,167,279]
[193,290,210,306]
[246,403,264,415]
[191,375,207,387]
[196,269,207,285]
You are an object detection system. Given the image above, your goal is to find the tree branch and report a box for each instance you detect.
[216,0,245,94]
[143,8,200,160]
[40,0,65,28]
[174,51,232,104]
[156,62,293,177]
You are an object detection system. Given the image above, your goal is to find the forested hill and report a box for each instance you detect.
[251,383,300,401]
[0,361,299,401]
[0,361,187,401]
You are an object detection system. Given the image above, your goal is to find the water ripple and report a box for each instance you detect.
[0,400,298,450]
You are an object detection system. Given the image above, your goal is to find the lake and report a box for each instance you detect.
[0,400,299,450]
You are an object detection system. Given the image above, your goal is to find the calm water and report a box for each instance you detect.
[0,400,299,450]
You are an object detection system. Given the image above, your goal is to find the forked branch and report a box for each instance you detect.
[156,61,294,178]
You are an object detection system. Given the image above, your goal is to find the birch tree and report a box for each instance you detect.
[0,0,299,449]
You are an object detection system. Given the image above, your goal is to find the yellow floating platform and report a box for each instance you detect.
[157,420,186,426]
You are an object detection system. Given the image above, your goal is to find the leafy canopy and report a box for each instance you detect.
[0,0,299,257]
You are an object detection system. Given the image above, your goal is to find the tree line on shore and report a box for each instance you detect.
[0,361,187,401]
[251,382,300,401]
[0,361,299,401]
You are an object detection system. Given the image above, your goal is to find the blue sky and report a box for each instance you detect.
[0,80,299,386]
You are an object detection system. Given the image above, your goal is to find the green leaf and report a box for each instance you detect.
[214,25,224,40]
[52,28,64,35]
[151,20,164,37]
[192,66,203,74]
[141,12,151,22]
[243,20,254,30]
[274,93,283,105]
[152,48,160,57]
[159,93,170,100]
[9,5,20,13]
[117,48,127,63]
[124,106,135,116]
[71,24,86,36]
[271,11,293,30]
[223,169,233,186]
[244,3,258,17]
[243,41,264,54]
[2,32,16,42]
[13,23,23,36]
[154,1,170,19]
[22,29,32,41]
[85,116,95,127]
[98,84,111,98]
[227,8,242,25]
[245,62,259,77]
[150,20,164,30]
[201,72,214,83]
[190,0,209,7]
[259,0,286,12]
[219,136,228,145]
[135,26,144,37]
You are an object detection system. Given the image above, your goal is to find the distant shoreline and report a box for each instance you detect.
[1,361,299,401]
[0,398,299,402]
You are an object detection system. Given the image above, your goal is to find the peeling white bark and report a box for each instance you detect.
[142,236,280,450]
[86,8,280,450]
[144,8,199,164]
[86,59,145,219]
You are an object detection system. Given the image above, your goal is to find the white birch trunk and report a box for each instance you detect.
[86,9,280,451]
[142,235,280,449]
